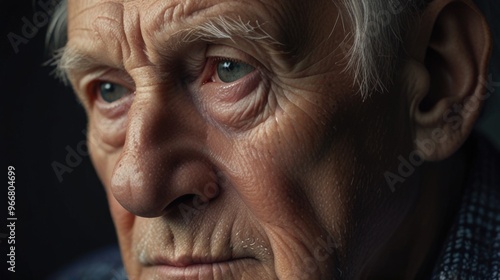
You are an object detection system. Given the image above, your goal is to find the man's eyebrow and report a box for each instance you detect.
[177,16,281,46]
[151,15,284,66]
[46,46,101,85]
[48,15,282,83]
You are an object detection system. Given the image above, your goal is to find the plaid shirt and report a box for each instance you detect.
[432,135,500,279]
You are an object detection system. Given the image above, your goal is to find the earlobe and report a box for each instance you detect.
[406,0,491,161]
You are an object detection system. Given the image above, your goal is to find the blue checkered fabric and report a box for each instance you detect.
[432,135,500,279]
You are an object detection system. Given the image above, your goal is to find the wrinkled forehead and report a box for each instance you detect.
[68,0,272,72]
[68,0,233,28]
[67,0,293,39]
[66,0,345,74]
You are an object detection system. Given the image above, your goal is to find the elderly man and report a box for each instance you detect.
[48,0,498,278]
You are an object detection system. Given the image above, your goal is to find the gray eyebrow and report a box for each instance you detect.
[47,15,282,84]
[46,46,100,85]
[179,15,280,45]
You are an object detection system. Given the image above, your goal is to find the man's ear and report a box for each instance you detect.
[404,0,491,161]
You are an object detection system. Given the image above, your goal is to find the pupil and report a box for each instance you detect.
[216,59,254,83]
[103,83,114,92]
[222,61,235,71]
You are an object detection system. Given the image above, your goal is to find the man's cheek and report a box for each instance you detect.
[87,127,122,189]
[108,193,135,230]
[92,106,128,148]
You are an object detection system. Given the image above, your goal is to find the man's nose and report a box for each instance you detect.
[110,86,220,217]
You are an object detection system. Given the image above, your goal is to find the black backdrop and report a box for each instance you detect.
[1,1,499,280]
[2,1,116,279]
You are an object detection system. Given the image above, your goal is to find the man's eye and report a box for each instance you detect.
[216,60,255,83]
[98,82,130,103]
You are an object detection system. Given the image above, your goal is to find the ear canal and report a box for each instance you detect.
[409,0,491,161]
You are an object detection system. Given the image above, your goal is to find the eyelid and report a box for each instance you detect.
[204,41,281,78]
[206,45,259,68]
[201,45,261,85]
[82,69,135,100]
[78,69,135,119]
[93,81,134,119]
[206,57,254,85]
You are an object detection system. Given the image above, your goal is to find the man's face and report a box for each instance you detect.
[67,0,417,278]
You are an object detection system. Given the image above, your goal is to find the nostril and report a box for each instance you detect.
[164,194,211,220]
[168,194,196,210]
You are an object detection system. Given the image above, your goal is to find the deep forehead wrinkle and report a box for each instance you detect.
[121,0,221,68]
[68,1,129,67]
[143,0,215,25]
[67,0,272,70]
[64,0,281,74]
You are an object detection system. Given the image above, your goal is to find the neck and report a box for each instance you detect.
[366,150,467,279]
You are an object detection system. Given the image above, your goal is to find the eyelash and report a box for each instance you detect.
[89,49,257,106]
[204,57,240,83]
[90,81,133,118]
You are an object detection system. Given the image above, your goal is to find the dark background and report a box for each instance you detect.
[1,0,499,280]
[2,1,117,280]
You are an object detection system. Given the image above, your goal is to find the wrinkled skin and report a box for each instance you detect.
[63,0,479,279]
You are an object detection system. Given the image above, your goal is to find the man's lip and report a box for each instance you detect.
[145,255,253,267]
[145,258,258,278]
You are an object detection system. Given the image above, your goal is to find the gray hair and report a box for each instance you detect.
[341,0,425,95]
[46,0,425,97]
